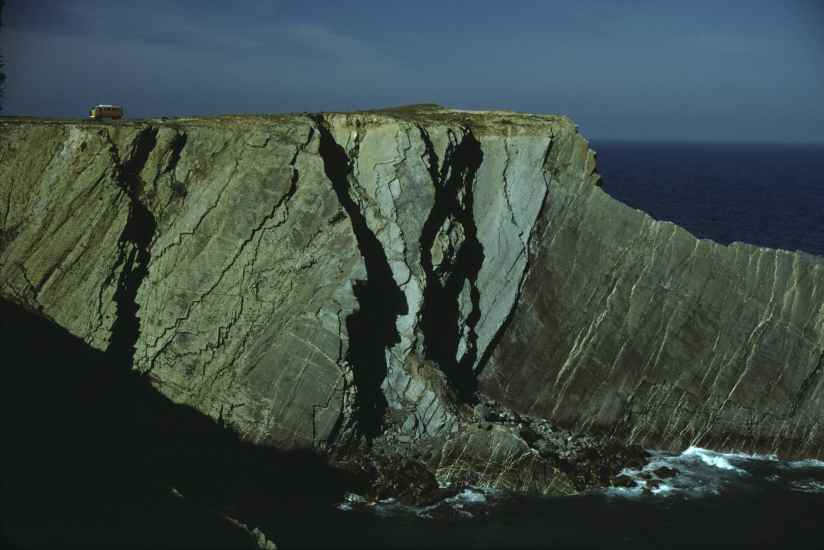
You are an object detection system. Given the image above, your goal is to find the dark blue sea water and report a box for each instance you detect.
[324,142,824,550]
[594,141,824,257]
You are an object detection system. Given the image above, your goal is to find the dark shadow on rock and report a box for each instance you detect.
[312,115,407,442]
[0,300,363,549]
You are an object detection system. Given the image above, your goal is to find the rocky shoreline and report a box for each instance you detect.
[328,397,650,507]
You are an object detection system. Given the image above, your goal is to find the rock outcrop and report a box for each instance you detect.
[479,131,824,458]
[2,106,823,498]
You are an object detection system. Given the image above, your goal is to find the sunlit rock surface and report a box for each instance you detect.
[2,105,823,499]
[479,130,824,458]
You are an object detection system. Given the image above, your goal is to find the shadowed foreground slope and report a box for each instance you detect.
[0,300,361,549]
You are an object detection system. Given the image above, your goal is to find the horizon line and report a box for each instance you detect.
[589,137,824,146]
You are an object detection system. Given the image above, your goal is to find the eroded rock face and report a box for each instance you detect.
[479,130,824,458]
[0,124,132,351]
[2,106,823,499]
[1,118,364,451]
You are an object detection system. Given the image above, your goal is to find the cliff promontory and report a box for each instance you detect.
[2,106,822,498]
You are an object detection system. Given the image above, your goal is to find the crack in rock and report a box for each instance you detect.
[312,114,408,441]
[105,126,159,371]
[416,126,484,401]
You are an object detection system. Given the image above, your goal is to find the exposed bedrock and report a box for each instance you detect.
[479,130,824,459]
[2,106,823,499]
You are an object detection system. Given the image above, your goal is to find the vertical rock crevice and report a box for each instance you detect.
[105,127,159,371]
[164,130,188,197]
[417,127,484,402]
[311,115,408,441]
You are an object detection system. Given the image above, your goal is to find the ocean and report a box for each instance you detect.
[322,141,824,549]
[594,141,824,257]
[327,447,824,549]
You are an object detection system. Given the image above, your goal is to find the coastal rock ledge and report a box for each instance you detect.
[2,105,823,498]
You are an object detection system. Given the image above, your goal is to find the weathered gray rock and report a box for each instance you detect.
[479,129,824,458]
[132,119,363,449]
[2,105,823,501]
[1,117,364,451]
[0,124,131,350]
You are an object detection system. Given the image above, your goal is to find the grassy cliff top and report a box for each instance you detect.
[0,104,578,137]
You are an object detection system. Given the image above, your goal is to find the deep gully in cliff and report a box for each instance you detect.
[417,126,484,402]
[312,114,408,442]
[164,131,189,198]
[105,127,159,371]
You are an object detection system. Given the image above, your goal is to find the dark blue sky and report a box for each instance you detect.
[2,0,823,142]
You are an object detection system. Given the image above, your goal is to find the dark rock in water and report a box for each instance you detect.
[362,454,454,507]
[653,466,679,479]
[549,438,649,490]
[612,474,636,488]
[641,478,662,495]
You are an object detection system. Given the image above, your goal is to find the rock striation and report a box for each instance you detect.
[479,132,824,458]
[2,105,823,498]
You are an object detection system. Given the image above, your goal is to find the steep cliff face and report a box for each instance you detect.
[2,106,823,491]
[480,134,824,457]
[1,118,363,452]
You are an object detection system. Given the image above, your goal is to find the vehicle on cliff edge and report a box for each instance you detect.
[89,105,123,120]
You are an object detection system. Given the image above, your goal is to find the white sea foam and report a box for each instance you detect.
[651,483,673,495]
[603,445,824,500]
[782,458,824,469]
[714,450,779,462]
[680,447,747,473]
[602,447,760,498]
[447,488,489,504]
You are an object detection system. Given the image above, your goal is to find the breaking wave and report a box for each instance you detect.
[335,447,824,525]
[602,446,824,498]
